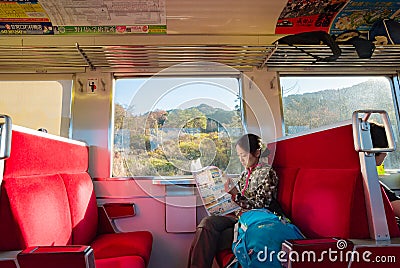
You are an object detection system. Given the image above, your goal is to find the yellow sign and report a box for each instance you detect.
[377,164,386,176]
[0,2,50,21]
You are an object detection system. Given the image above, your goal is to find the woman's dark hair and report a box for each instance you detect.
[370,122,388,148]
[235,133,262,156]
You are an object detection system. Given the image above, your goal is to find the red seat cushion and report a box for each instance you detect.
[291,168,369,238]
[95,256,145,268]
[4,129,88,178]
[61,173,98,245]
[275,167,299,218]
[381,187,400,238]
[91,231,153,266]
[0,175,72,250]
[216,249,235,268]
[0,260,18,268]
[269,124,360,170]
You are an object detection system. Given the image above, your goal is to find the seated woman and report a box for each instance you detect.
[187,133,283,268]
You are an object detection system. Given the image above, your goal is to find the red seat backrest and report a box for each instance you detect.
[0,126,98,250]
[269,123,400,239]
[61,173,98,245]
[0,174,73,250]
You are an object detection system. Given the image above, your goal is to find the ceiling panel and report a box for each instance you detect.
[165,0,287,34]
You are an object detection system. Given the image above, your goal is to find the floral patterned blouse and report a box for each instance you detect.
[234,161,279,211]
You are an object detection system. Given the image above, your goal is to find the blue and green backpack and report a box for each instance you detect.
[231,209,304,268]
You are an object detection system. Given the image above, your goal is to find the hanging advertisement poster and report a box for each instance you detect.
[39,0,167,35]
[0,1,54,35]
[275,0,348,34]
[329,0,400,35]
[0,22,53,34]
[54,25,167,35]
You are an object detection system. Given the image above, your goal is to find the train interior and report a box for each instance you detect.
[1,0,400,267]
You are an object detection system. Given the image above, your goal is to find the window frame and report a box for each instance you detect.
[0,74,73,137]
[112,74,247,178]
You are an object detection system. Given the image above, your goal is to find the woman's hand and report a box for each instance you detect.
[224,176,238,195]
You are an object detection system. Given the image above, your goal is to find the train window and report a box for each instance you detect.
[0,80,71,136]
[280,76,400,170]
[113,77,244,177]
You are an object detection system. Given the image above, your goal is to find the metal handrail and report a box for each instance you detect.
[352,110,393,241]
[352,110,396,153]
[0,114,12,160]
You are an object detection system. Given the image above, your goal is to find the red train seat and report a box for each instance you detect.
[0,126,153,268]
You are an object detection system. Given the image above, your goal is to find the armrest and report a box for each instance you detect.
[17,246,95,268]
[348,243,400,268]
[281,238,353,268]
[103,202,136,219]
[0,250,20,268]
[98,202,136,233]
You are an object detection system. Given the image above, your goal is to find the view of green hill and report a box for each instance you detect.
[113,103,243,177]
[283,80,395,134]
[282,79,399,169]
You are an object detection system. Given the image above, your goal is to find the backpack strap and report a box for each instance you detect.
[282,43,326,62]
[383,19,395,45]
[276,31,341,63]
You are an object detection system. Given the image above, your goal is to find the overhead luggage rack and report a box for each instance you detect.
[89,45,275,72]
[0,45,88,73]
[0,42,400,74]
[266,44,400,73]
[0,44,275,73]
